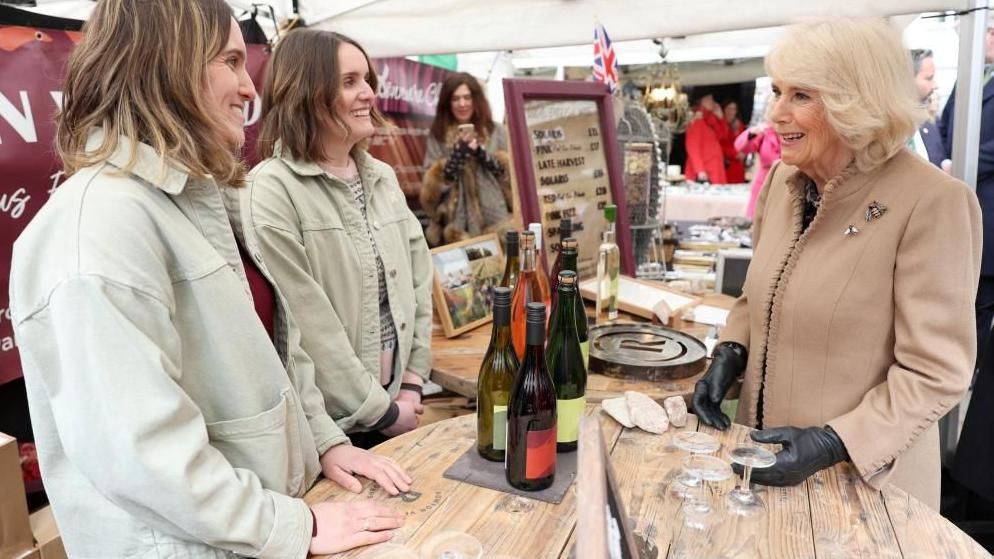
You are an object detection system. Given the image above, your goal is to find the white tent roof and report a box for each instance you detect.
[305,0,970,57]
[19,0,972,57]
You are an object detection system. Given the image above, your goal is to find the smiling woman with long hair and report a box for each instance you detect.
[420,72,514,246]
[10,2,405,556]
[243,29,434,449]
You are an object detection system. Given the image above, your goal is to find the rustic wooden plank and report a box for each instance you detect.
[596,411,701,559]
[806,462,901,558]
[560,410,628,558]
[394,405,621,559]
[882,483,991,559]
[697,421,816,559]
[308,416,477,559]
[304,406,989,559]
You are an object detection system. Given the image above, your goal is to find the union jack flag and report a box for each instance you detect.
[593,22,619,93]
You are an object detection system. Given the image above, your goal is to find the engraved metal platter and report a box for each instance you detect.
[588,323,707,381]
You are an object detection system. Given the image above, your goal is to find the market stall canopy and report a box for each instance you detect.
[304,0,970,57]
[16,0,974,57]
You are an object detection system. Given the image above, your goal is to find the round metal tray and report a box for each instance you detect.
[588,323,707,381]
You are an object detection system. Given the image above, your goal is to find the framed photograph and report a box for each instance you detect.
[430,233,505,338]
[502,79,635,280]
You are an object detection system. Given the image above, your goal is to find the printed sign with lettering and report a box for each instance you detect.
[502,80,634,280]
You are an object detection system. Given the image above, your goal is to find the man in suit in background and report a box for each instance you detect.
[912,49,946,167]
[942,16,994,549]
[941,19,994,358]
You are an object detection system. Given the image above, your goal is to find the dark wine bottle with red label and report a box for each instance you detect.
[505,302,557,491]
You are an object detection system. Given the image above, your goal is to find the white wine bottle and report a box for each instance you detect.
[596,204,620,321]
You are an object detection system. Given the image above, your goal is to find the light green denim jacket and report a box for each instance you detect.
[10,131,349,558]
[245,148,433,432]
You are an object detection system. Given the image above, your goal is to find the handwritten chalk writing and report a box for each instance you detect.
[593,169,605,179]
[532,128,565,142]
[589,142,600,151]
[0,187,31,219]
[539,174,569,186]
[595,186,608,196]
[587,127,600,137]
[542,191,580,205]
[597,201,607,210]
[538,159,555,170]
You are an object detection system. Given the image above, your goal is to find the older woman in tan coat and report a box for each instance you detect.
[693,18,981,510]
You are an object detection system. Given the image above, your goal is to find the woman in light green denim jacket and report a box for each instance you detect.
[244,30,434,446]
[10,2,407,556]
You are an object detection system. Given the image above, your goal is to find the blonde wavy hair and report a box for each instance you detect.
[57,0,246,186]
[766,18,925,173]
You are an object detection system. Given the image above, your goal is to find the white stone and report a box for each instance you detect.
[625,391,670,434]
[601,397,635,428]
[663,396,688,427]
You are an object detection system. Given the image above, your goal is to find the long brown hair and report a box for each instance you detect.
[57,0,246,186]
[256,29,385,163]
[430,72,495,142]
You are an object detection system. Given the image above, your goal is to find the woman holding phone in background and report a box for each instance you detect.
[421,73,514,246]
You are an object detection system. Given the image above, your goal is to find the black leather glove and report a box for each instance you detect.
[692,342,747,430]
[739,426,849,486]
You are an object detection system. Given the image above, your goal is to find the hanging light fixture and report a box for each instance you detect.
[643,39,690,134]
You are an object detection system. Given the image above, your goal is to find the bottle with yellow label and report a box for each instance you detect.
[545,270,587,453]
[477,287,519,461]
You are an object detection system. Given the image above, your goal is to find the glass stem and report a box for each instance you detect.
[741,465,752,492]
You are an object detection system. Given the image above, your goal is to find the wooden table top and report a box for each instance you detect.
[429,293,736,404]
[305,408,989,558]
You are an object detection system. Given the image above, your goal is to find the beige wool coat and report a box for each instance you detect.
[721,150,981,509]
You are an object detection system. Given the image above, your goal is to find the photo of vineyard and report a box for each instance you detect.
[433,238,503,329]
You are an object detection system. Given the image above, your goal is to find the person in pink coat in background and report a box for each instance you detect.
[735,123,781,218]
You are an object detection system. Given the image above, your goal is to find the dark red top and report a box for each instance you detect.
[238,244,276,341]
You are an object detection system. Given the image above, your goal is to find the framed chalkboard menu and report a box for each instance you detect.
[502,79,635,279]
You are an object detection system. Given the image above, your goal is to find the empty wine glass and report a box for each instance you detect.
[670,456,732,559]
[663,431,722,507]
[672,431,721,455]
[682,454,733,517]
[725,445,776,518]
[418,531,484,559]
